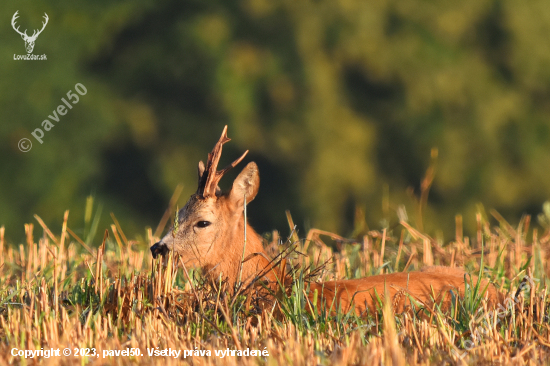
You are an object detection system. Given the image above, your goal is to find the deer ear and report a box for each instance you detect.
[229,162,259,208]
[198,161,205,181]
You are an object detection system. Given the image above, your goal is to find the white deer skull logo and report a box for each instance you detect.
[11,11,49,54]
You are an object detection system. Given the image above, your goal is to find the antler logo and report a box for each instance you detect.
[11,11,48,54]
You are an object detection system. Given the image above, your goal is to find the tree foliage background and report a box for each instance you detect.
[2,0,550,243]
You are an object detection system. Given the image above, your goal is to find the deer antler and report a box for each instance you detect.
[11,11,27,37]
[198,126,248,198]
[31,13,49,39]
[11,11,48,40]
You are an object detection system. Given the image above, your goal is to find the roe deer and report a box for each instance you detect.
[150,126,501,315]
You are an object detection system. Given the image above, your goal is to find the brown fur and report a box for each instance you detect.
[309,270,502,315]
[150,127,502,315]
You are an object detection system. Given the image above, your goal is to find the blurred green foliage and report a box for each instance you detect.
[2,0,550,243]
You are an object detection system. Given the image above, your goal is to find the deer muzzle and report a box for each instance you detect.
[150,242,169,258]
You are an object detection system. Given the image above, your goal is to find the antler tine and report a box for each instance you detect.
[202,125,230,196]
[199,126,248,197]
[210,149,249,189]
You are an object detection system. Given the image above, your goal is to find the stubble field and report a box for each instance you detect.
[1,198,550,365]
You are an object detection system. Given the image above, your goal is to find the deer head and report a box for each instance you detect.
[151,126,269,286]
[12,11,49,54]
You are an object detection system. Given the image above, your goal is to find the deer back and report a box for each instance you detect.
[308,267,502,315]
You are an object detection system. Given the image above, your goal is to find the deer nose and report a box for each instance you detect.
[150,242,169,258]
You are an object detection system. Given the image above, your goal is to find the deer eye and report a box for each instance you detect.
[196,221,211,228]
